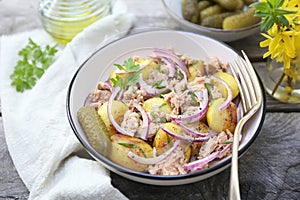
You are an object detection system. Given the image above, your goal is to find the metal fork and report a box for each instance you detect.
[229,51,263,200]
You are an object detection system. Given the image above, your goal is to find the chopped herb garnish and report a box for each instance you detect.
[110,58,140,89]
[10,38,58,92]
[205,82,214,105]
[158,89,171,98]
[222,141,233,144]
[152,80,166,89]
[156,64,161,71]
[175,69,184,80]
[118,142,147,157]
[166,134,171,148]
[159,102,167,108]
[188,90,198,106]
[150,112,157,122]
[118,142,140,148]
[114,58,139,72]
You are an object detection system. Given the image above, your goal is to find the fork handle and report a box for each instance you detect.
[229,124,242,200]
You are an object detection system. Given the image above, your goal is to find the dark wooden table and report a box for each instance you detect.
[1,0,299,199]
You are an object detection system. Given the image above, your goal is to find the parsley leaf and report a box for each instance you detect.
[110,58,140,89]
[10,38,58,92]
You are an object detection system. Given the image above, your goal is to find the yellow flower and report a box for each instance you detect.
[259,0,300,82]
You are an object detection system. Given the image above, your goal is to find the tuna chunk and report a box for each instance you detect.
[148,147,187,175]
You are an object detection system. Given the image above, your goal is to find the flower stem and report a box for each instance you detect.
[272,72,286,95]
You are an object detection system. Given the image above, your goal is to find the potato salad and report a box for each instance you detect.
[78,48,240,175]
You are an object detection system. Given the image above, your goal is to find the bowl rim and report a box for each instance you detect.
[66,29,266,181]
[161,0,261,33]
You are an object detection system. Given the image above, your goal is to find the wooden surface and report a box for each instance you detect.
[1,0,299,199]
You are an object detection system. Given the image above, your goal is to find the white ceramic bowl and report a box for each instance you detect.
[67,30,266,185]
[162,0,261,42]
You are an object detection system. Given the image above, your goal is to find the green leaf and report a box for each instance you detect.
[275,0,284,8]
[111,58,141,90]
[124,58,139,72]
[34,67,45,78]
[251,0,298,32]
[277,15,290,27]
[261,15,274,31]
[275,8,297,15]
[250,2,269,13]
[114,63,125,71]
[9,38,58,92]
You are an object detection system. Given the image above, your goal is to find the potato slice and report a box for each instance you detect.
[153,122,191,160]
[188,60,205,82]
[98,100,128,137]
[143,97,172,114]
[206,98,237,132]
[213,71,239,99]
[139,59,160,80]
[109,134,153,172]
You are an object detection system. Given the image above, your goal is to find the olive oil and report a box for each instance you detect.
[39,0,112,43]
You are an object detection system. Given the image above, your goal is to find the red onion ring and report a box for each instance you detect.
[138,74,169,96]
[183,144,232,172]
[172,120,211,138]
[160,57,176,77]
[108,87,150,140]
[153,48,189,82]
[127,140,182,165]
[160,125,211,142]
[107,87,135,137]
[132,101,150,140]
[105,79,114,92]
[211,76,233,111]
[170,88,209,124]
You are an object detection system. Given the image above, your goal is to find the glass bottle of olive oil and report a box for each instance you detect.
[39,0,112,43]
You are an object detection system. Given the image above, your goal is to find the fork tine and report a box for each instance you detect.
[230,50,260,113]
[241,50,262,103]
[229,51,263,200]
[230,59,252,113]
[237,56,257,107]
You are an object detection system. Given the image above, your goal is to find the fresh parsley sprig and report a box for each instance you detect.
[10,38,58,92]
[110,58,140,90]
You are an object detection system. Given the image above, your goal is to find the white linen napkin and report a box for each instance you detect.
[0,0,134,199]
